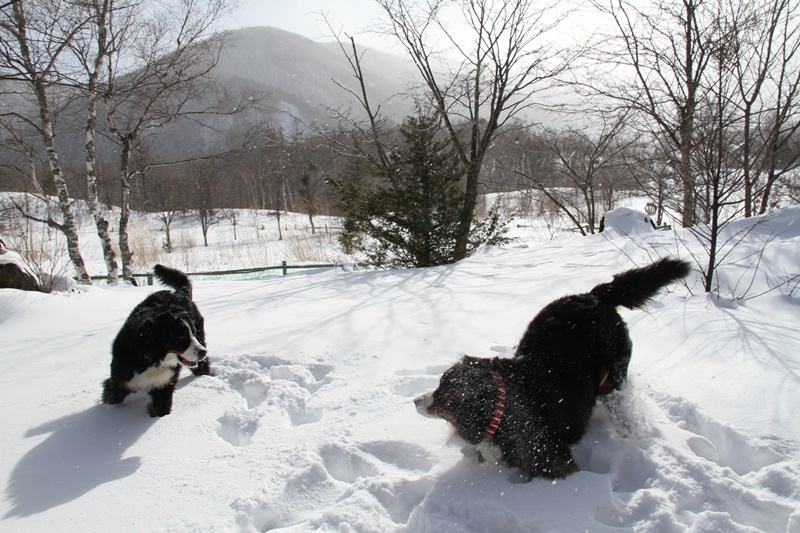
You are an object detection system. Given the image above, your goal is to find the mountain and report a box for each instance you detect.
[214,26,417,130]
[0,26,416,179]
[123,26,418,161]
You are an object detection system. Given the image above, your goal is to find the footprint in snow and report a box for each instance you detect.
[232,439,437,531]
[211,354,333,445]
[215,410,259,447]
[660,393,783,475]
[392,365,451,397]
[320,443,379,483]
[320,440,434,483]
[318,440,436,524]
[578,385,796,533]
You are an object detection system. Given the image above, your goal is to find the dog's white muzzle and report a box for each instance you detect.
[178,321,206,367]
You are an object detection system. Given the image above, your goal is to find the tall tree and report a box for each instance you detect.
[297,161,322,235]
[0,0,92,283]
[588,0,718,227]
[101,0,239,281]
[71,0,134,282]
[149,171,187,253]
[365,0,572,260]
[745,0,800,214]
[583,0,800,293]
[190,162,220,247]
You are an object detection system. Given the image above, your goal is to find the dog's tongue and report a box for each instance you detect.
[179,355,197,367]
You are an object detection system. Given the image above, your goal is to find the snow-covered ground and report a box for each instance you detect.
[1,201,799,532]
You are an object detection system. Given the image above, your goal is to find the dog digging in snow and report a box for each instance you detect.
[102,265,211,417]
[415,258,691,480]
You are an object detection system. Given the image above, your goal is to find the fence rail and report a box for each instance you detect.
[91,261,360,285]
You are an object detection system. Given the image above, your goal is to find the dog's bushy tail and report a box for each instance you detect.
[153,264,193,297]
[590,258,691,309]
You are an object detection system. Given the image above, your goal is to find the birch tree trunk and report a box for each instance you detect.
[40,85,92,285]
[84,0,119,283]
[86,115,119,282]
[118,141,135,282]
[8,1,91,284]
[99,0,237,281]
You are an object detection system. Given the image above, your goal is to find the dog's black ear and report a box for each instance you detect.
[141,313,182,350]
[147,313,171,335]
[138,316,158,340]
[461,355,482,366]
[162,314,194,352]
[133,316,162,360]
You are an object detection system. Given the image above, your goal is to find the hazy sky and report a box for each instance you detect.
[226,0,391,51]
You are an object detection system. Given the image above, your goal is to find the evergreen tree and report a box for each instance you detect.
[330,111,509,268]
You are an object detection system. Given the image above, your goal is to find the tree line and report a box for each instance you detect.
[1,0,799,291]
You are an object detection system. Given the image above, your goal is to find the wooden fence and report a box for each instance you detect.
[91,261,360,286]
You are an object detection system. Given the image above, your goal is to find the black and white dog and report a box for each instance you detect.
[102,265,211,417]
[415,258,691,480]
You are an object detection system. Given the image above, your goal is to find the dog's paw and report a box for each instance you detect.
[553,457,581,479]
[460,445,482,463]
[191,360,213,376]
[147,403,171,417]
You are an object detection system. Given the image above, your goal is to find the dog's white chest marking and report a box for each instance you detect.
[476,439,504,465]
[128,353,179,391]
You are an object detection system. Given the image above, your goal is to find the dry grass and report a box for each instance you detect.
[285,233,347,263]
[128,221,161,270]
[2,198,358,281]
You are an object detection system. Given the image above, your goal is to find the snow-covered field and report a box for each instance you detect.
[1,201,799,532]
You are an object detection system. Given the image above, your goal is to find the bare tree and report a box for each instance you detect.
[69,0,137,282]
[747,0,800,214]
[588,0,799,293]
[587,0,718,227]
[220,209,239,240]
[190,163,221,247]
[149,172,186,252]
[539,113,635,235]
[297,160,323,234]
[354,0,574,260]
[0,0,92,283]
[688,26,748,291]
[101,0,240,280]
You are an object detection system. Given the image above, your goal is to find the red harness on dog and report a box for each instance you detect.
[485,372,507,438]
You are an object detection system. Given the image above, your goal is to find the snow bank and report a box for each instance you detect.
[600,207,656,238]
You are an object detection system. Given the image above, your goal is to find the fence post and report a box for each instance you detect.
[147,274,153,286]
[281,261,287,276]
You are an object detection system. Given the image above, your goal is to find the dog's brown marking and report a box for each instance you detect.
[426,404,456,424]
[598,368,613,395]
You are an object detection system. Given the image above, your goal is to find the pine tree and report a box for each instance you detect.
[330,111,509,268]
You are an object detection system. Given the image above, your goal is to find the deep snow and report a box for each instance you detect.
[1,204,799,532]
